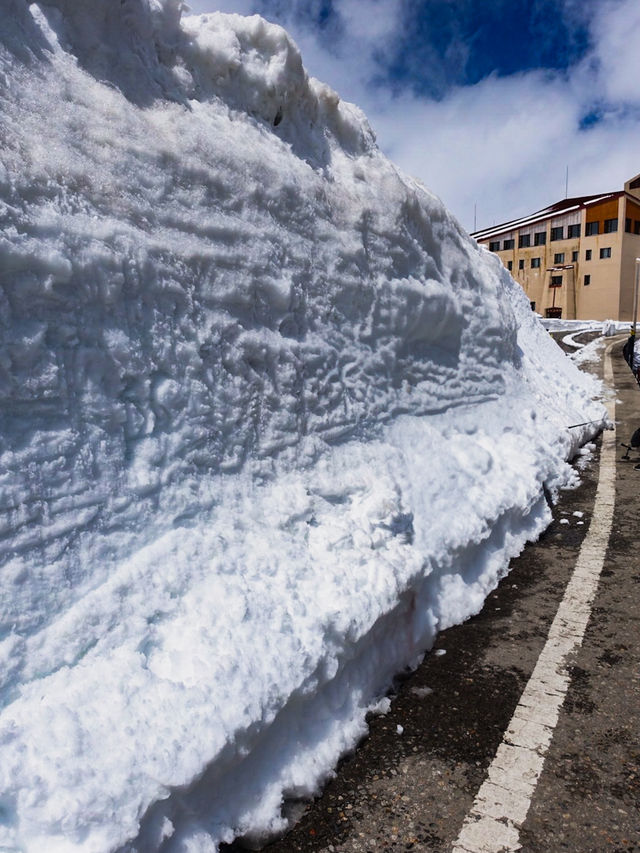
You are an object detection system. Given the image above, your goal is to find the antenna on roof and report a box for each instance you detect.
[565,165,569,199]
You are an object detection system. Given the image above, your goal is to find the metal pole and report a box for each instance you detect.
[633,258,640,336]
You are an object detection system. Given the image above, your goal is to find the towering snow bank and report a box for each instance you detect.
[0,3,605,852]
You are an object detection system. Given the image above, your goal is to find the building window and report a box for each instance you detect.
[534,232,546,246]
[572,250,579,261]
[507,260,513,271]
[550,275,563,287]
[489,241,500,252]
[585,249,592,260]
[550,226,564,241]
[600,247,612,258]
[530,301,536,311]
[531,257,541,268]
[626,218,632,233]
[567,224,580,239]
[585,221,599,236]
[554,253,565,264]
[518,259,524,270]
[604,218,618,233]
[584,274,591,285]
[503,239,514,250]
[634,221,640,235]
[518,234,531,248]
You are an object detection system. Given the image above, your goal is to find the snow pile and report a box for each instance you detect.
[0,3,605,852]
[570,336,609,367]
[541,317,629,336]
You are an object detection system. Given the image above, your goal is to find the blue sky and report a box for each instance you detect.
[187,0,640,232]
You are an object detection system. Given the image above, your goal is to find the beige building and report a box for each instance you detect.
[472,173,640,320]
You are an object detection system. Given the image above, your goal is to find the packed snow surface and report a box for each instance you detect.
[0,2,606,851]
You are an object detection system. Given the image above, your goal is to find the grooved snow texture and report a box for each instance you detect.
[0,2,605,852]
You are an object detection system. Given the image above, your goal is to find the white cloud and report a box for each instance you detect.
[186,0,255,16]
[183,0,640,232]
[590,0,640,106]
[370,72,580,227]
[337,0,403,48]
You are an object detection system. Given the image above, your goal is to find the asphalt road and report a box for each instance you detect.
[227,337,639,853]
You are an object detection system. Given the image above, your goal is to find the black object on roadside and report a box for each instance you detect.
[621,426,640,460]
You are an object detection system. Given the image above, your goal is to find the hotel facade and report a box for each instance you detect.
[471,173,640,320]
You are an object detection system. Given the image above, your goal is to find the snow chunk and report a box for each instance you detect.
[182,11,376,164]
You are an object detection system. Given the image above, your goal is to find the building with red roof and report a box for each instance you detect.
[472,173,640,320]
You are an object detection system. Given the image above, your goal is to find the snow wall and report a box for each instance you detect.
[0,2,606,851]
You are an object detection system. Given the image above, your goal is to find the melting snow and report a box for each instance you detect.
[0,2,606,851]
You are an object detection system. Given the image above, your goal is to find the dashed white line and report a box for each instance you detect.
[452,342,617,853]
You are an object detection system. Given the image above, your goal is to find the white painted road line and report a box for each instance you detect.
[452,342,617,853]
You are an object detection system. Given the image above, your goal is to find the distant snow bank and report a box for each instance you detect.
[540,317,627,364]
[0,3,606,852]
[541,317,629,336]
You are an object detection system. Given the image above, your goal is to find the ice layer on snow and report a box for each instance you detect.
[0,2,606,851]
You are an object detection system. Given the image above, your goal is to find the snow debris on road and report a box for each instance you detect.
[0,2,606,851]
[571,335,610,367]
[411,686,434,699]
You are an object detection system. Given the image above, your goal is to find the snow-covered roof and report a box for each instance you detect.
[472,192,621,241]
